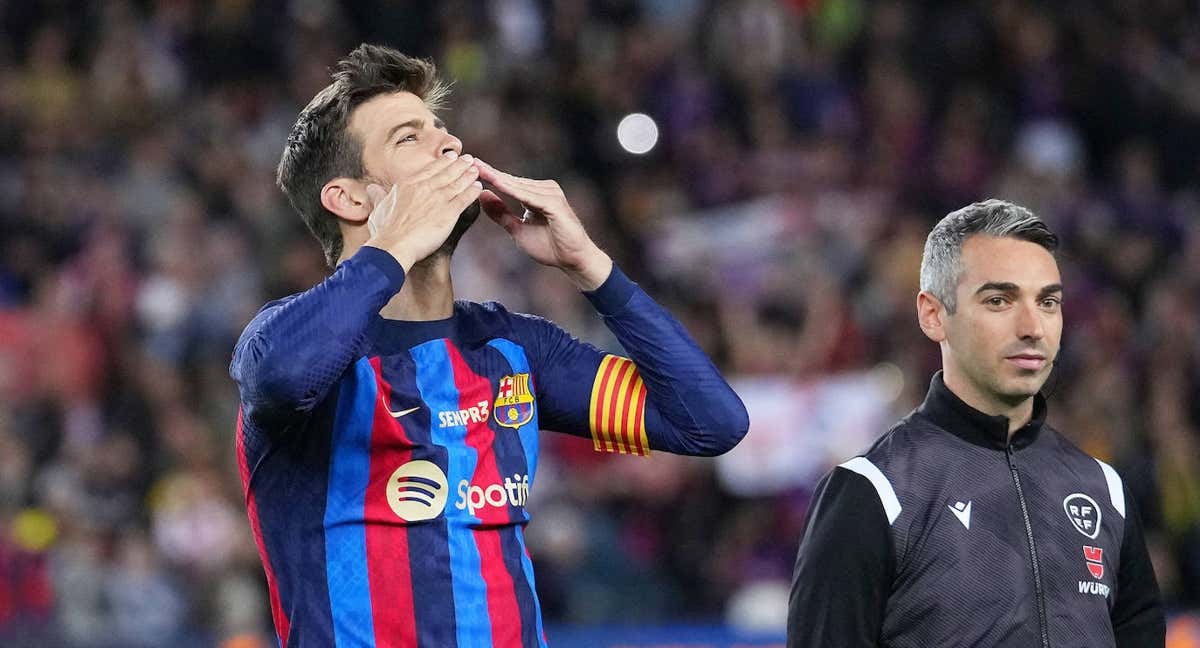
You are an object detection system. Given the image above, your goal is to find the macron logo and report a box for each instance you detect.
[948,501,972,529]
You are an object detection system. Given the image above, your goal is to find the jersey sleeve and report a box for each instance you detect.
[230,246,405,426]
[514,265,748,457]
[788,466,894,648]
[1111,484,1166,648]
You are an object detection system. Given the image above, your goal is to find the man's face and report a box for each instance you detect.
[941,235,1063,407]
[348,90,479,250]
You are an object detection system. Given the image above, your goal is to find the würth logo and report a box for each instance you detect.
[1078,543,1110,597]
[1063,493,1102,539]
[1084,545,1104,579]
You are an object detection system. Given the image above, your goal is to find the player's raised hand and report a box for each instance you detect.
[472,158,612,290]
[364,152,482,271]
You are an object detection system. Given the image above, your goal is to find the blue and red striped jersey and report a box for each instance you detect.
[231,247,748,647]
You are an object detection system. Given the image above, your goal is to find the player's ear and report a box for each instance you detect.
[320,178,371,224]
[917,290,948,343]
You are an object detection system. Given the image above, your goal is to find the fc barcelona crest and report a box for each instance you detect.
[494,373,535,429]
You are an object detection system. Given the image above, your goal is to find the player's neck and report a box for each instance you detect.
[941,366,1034,438]
[380,254,455,321]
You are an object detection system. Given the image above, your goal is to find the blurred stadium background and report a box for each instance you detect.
[1,0,1199,646]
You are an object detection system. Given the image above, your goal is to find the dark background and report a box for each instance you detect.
[1,0,1198,645]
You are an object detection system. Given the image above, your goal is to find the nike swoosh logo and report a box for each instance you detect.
[948,501,972,530]
[388,406,420,418]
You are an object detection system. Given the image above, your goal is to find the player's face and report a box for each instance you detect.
[350,90,462,183]
[349,90,479,251]
[941,235,1063,409]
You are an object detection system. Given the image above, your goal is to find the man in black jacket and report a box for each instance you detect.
[787,200,1165,647]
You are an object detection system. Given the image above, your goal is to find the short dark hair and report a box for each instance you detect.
[277,44,449,267]
[920,199,1059,313]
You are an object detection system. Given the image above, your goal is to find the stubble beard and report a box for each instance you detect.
[982,357,1048,408]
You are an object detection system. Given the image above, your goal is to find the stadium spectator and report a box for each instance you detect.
[0,1,1197,643]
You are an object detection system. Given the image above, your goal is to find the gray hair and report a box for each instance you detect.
[920,199,1059,313]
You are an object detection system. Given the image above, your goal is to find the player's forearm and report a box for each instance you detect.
[231,246,405,418]
[583,266,749,455]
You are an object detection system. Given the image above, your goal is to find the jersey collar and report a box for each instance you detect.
[915,371,1047,450]
[367,303,464,355]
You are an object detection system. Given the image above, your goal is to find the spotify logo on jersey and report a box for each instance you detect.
[386,460,449,522]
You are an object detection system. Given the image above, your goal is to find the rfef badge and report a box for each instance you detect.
[494,373,535,428]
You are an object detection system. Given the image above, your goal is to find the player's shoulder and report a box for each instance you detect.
[1036,424,1123,487]
[455,299,511,318]
[449,299,553,342]
[237,295,301,343]
[453,299,520,330]
[459,300,567,335]
[826,414,939,496]
[1038,423,1093,458]
[820,417,928,526]
[853,414,925,463]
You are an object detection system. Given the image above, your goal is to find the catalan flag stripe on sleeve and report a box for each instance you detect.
[588,355,649,456]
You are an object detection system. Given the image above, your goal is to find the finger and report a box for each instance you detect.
[410,151,462,183]
[473,159,548,192]
[478,189,514,220]
[368,183,398,219]
[477,189,509,215]
[473,159,559,192]
[365,184,392,237]
[365,183,389,210]
[479,190,523,235]
[448,180,483,214]
[474,162,556,211]
[442,162,481,200]
[426,154,476,189]
[478,187,539,225]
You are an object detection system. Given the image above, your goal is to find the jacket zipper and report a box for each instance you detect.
[1007,444,1050,648]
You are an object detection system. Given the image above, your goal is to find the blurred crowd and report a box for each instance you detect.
[1,0,1199,645]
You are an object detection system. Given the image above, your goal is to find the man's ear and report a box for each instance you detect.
[917,290,948,343]
[320,178,371,223]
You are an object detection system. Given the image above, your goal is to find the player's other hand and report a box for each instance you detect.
[363,152,482,272]
[472,158,613,291]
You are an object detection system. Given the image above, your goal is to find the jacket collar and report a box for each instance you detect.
[915,371,1047,450]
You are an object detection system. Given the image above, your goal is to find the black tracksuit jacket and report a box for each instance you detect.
[788,373,1165,647]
